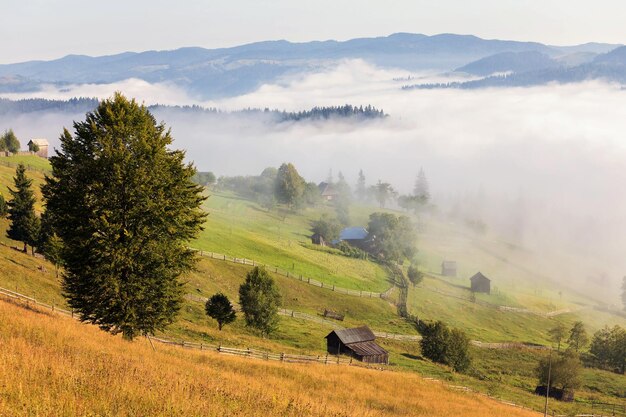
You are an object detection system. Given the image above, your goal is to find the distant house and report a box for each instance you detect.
[441,261,457,277]
[318,182,339,201]
[311,232,326,246]
[325,326,388,364]
[27,139,49,158]
[470,272,491,294]
[332,226,369,249]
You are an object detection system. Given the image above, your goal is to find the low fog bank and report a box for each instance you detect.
[1,61,626,304]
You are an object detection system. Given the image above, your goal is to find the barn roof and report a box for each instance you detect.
[470,272,490,283]
[339,227,368,241]
[28,138,49,146]
[325,326,376,344]
[347,341,388,357]
[318,182,338,196]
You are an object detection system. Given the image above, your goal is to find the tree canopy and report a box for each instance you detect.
[420,321,471,372]
[0,129,20,153]
[205,293,237,330]
[42,93,207,340]
[590,325,626,374]
[367,212,416,262]
[536,350,582,391]
[238,266,281,336]
[274,163,305,209]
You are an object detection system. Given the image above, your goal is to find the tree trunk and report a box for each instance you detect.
[23,242,27,253]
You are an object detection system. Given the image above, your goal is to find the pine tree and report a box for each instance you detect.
[0,193,7,217]
[42,93,207,340]
[7,164,39,253]
[413,167,431,205]
[355,169,366,201]
[239,266,281,336]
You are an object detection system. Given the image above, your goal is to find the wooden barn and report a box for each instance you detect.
[318,182,339,201]
[325,326,388,364]
[27,138,49,158]
[470,272,491,294]
[441,260,457,277]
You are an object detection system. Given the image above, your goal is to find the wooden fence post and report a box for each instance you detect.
[280,353,284,362]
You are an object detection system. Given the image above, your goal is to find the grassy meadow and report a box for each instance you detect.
[0,156,624,416]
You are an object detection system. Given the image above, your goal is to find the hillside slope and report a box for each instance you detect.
[0,298,541,417]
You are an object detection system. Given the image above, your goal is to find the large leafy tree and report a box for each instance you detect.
[42,93,207,340]
[536,350,582,391]
[370,180,396,208]
[567,321,589,352]
[0,129,21,153]
[590,325,626,374]
[367,212,416,262]
[274,162,305,209]
[549,322,567,352]
[239,266,281,336]
[7,164,39,253]
[420,321,471,372]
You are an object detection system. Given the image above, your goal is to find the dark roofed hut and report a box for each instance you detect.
[325,326,388,364]
[311,232,326,246]
[470,272,491,294]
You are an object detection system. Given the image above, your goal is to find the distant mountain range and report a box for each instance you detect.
[0,33,623,98]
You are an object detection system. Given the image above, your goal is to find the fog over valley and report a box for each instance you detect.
[2,60,626,303]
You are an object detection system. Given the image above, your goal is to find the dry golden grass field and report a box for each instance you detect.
[0,298,541,417]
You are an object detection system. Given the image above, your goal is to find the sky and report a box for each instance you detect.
[1,0,626,63]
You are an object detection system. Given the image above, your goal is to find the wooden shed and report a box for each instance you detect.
[470,272,491,294]
[311,233,326,246]
[325,326,388,364]
[27,138,49,158]
[441,261,457,277]
[318,182,339,201]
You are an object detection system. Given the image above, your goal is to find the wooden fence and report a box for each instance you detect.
[191,249,393,299]
[0,158,49,174]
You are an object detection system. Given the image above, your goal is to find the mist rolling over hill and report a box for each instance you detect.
[3,56,626,304]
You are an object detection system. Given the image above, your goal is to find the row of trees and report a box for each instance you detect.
[205,267,281,336]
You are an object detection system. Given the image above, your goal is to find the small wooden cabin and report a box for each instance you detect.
[311,233,326,246]
[470,272,491,294]
[325,326,388,364]
[318,182,338,201]
[441,261,457,277]
[534,386,574,402]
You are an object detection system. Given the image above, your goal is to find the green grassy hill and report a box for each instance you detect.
[0,156,624,416]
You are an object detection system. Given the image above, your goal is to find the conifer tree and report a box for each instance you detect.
[355,169,367,201]
[42,93,207,340]
[7,164,39,253]
[413,167,431,205]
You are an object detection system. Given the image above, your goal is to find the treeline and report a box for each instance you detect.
[0,97,99,115]
[0,98,386,121]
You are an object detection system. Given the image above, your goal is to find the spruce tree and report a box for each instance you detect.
[0,193,7,217]
[355,169,366,201]
[42,93,207,340]
[7,164,39,252]
[413,167,431,205]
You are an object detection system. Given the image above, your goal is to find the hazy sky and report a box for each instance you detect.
[1,0,625,63]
